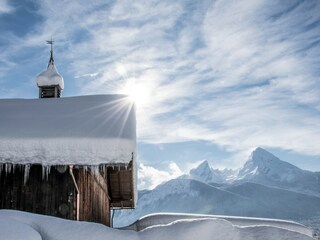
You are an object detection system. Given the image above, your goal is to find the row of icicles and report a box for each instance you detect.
[0,163,50,184]
[0,163,127,185]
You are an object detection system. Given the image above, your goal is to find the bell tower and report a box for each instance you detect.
[35,40,64,98]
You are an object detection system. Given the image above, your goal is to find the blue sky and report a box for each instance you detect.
[0,0,320,189]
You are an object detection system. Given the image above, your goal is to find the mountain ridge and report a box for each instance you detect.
[186,147,320,197]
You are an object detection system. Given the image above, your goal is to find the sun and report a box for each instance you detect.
[116,63,151,108]
[121,79,151,108]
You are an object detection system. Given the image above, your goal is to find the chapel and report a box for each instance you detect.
[0,42,136,226]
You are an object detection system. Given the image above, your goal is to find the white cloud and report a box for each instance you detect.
[138,162,183,190]
[0,0,13,14]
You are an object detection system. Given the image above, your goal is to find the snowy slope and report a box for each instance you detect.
[224,182,320,219]
[236,148,320,196]
[114,178,320,227]
[0,210,314,240]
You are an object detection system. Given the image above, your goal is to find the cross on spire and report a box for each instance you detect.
[46,38,54,67]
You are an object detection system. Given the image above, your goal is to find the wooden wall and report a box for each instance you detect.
[108,166,134,208]
[0,164,110,226]
[76,168,110,226]
[0,164,75,219]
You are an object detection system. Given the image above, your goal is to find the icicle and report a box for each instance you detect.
[24,164,30,185]
[90,165,99,178]
[46,166,51,181]
[5,163,13,175]
[42,165,46,180]
[95,165,99,177]
[12,164,16,174]
[0,164,3,178]
[41,165,50,180]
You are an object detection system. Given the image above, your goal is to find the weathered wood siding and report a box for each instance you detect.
[0,164,75,219]
[108,167,134,208]
[0,164,111,226]
[76,168,110,226]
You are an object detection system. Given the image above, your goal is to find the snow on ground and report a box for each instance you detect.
[0,210,314,240]
[122,213,314,237]
[0,217,41,240]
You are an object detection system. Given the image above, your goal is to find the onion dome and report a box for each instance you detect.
[35,61,64,90]
[35,40,64,90]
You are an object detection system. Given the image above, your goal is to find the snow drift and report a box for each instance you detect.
[123,213,314,237]
[0,210,314,240]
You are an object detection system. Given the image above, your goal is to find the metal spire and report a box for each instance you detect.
[46,38,54,68]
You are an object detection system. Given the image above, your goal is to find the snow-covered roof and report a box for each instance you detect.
[0,95,136,166]
[35,61,64,89]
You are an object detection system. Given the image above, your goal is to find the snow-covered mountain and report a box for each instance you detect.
[115,148,320,229]
[187,160,237,184]
[236,147,320,196]
[185,147,320,196]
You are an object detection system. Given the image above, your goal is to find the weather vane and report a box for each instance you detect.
[46,38,55,67]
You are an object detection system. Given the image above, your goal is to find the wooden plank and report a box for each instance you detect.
[75,166,110,226]
[0,164,74,220]
[0,163,118,226]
